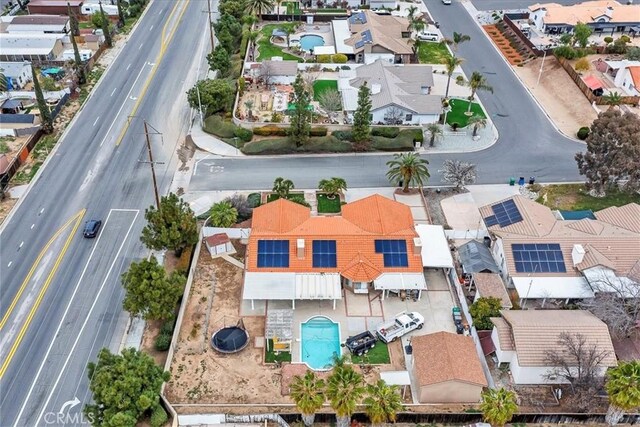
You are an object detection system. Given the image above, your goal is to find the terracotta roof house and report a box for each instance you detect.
[608,60,640,96]
[480,195,640,303]
[242,195,426,309]
[411,332,487,403]
[472,272,512,308]
[528,1,640,34]
[490,310,617,384]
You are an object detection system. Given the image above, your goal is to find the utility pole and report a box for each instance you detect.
[143,120,161,209]
[206,0,215,51]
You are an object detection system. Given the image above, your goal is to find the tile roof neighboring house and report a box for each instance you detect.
[345,60,442,114]
[628,66,640,89]
[412,332,488,387]
[9,15,69,25]
[205,233,230,247]
[594,204,640,233]
[490,317,515,351]
[497,309,617,367]
[344,10,413,55]
[473,273,512,308]
[247,195,423,279]
[528,1,640,26]
[261,59,298,76]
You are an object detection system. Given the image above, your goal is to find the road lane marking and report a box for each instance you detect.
[126,63,131,70]
[7,262,12,268]
[111,87,117,97]
[19,242,23,249]
[115,0,189,146]
[139,42,144,50]
[30,224,34,229]
[93,116,100,127]
[19,209,139,426]
[149,24,154,30]
[39,208,44,215]
[0,211,84,332]
[0,209,85,379]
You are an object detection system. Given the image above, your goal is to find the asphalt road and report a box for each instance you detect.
[468,0,582,11]
[0,1,207,425]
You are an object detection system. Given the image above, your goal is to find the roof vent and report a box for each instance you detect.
[413,237,422,256]
[371,83,381,94]
[572,244,585,266]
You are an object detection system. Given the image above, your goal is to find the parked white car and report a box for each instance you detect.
[442,0,452,4]
[376,311,424,343]
[417,32,440,42]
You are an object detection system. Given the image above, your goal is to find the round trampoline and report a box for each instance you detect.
[211,324,249,354]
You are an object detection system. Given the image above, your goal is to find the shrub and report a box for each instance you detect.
[469,297,502,330]
[161,319,175,336]
[456,75,465,85]
[237,77,245,96]
[451,122,460,131]
[604,36,614,44]
[247,192,262,208]
[317,54,332,63]
[554,45,577,59]
[154,333,171,351]
[620,35,631,43]
[371,127,399,138]
[288,194,311,207]
[253,125,288,136]
[150,406,168,427]
[234,127,253,142]
[203,115,236,138]
[332,130,353,141]
[309,127,328,137]
[627,46,640,60]
[0,141,9,154]
[224,193,253,221]
[340,65,351,70]
[577,126,590,140]
[331,53,348,63]
[574,57,590,71]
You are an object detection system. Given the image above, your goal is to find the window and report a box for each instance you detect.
[257,240,289,267]
[312,240,337,268]
[405,114,413,121]
[375,239,409,267]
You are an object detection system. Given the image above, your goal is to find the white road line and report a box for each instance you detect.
[7,262,12,268]
[39,208,44,215]
[149,24,154,31]
[13,209,139,427]
[111,87,117,97]
[30,224,34,229]
[138,43,144,50]
[126,63,131,70]
[93,116,100,127]
[19,242,23,248]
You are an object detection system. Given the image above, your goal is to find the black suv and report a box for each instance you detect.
[83,219,102,238]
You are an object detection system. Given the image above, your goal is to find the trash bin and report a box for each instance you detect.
[509,177,515,186]
[529,176,536,185]
[518,177,525,186]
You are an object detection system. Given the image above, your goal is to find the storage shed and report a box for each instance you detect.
[27,0,83,16]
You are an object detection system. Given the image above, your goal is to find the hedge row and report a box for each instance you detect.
[203,115,253,142]
[253,126,328,137]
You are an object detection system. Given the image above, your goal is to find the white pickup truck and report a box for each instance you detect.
[375,311,424,343]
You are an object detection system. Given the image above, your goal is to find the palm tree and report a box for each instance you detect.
[318,177,347,199]
[406,5,418,22]
[246,0,274,16]
[467,114,487,137]
[276,0,283,20]
[466,71,493,114]
[290,371,325,427]
[364,379,404,424]
[407,37,424,63]
[479,388,518,427]
[208,201,238,227]
[605,361,640,426]
[272,177,294,199]
[244,99,254,119]
[426,123,442,147]
[283,25,297,48]
[247,30,260,46]
[451,32,471,51]
[386,153,430,193]
[326,364,365,427]
[442,55,464,99]
[410,19,425,36]
[603,91,622,109]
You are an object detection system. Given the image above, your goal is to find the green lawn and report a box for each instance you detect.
[536,184,640,211]
[316,194,341,213]
[313,80,338,101]
[256,24,304,62]
[446,99,486,128]
[267,193,310,207]
[350,341,390,364]
[265,340,292,363]
[418,41,452,64]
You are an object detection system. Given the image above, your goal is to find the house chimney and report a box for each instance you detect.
[413,237,422,256]
[371,83,381,94]
[572,244,585,266]
[297,239,305,259]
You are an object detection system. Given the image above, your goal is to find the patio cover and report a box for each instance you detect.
[314,45,336,55]
[332,19,354,54]
[415,224,454,269]
[512,276,594,300]
[265,308,294,340]
[295,273,341,299]
[583,75,603,90]
[380,370,411,386]
[243,272,341,301]
[374,272,427,290]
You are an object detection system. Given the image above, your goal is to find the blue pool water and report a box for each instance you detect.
[301,316,340,370]
[299,34,325,52]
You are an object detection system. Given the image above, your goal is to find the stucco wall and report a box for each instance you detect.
[419,381,483,404]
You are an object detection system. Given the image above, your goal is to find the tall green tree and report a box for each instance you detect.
[121,257,185,320]
[207,45,231,77]
[480,388,518,427]
[272,177,294,198]
[140,193,198,256]
[605,361,640,426]
[99,2,112,47]
[466,71,493,113]
[352,82,372,146]
[290,371,325,427]
[68,7,86,85]
[469,296,502,330]
[31,66,53,134]
[116,0,125,27]
[426,123,442,147]
[67,2,80,36]
[364,379,404,424]
[187,79,235,116]
[573,22,593,49]
[208,200,238,227]
[288,74,311,147]
[603,91,622,109]
[85,348,170,427]
[318,177,346,199]
[468,114,487,137]
[386,152,430,193]
[444,31,471,52]
[442,55,464,99]
[246,0,274,16]
[326,363,365,427]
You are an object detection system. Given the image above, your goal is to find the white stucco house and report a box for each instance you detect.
[491,310,617,385]
[0,61,32,90]
[610,60,640,96]
[339,59,442,125]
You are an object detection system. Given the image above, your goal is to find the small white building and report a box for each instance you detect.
[81,2,119,16]
[0,33,65,62]
[609,60,640,96]
[0,61,32,90]
[62,49,93,62]
[204,233,235,258]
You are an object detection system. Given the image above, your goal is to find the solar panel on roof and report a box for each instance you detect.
[512,243,566,274]
[490,199,523,227]
[257,240,289,268]
[355,40,365,49]
[361,29,372,42]
[484,215,499,227]
[312,240,337,268]
[374,239,408,267]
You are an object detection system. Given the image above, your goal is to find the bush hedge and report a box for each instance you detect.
[309,127,328,136]
[577,126,590,140]
[371,126,400,138]
[247,192,262,208]
[154,333,171,351]
[234,126,253,142]
[332,130,353,141]
[150,406,168,427]
[161,319,175,336]
[203,115,237,138]
[254,125,288,136]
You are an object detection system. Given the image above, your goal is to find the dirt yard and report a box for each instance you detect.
[514,56,598,138]
[0,197,17,225]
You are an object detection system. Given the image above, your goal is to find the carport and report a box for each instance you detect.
[415,224,454,271]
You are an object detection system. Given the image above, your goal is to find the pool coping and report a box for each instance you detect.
[299,315,342,371]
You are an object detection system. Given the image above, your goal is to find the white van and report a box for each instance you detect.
[417,32,440,42]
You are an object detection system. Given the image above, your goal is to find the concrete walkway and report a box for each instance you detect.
[190,125,246,157]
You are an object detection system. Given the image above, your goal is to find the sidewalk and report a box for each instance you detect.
[190,125,246,157]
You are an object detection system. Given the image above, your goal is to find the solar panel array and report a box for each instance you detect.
[257,240,289,268]
[375,240,409,267]
[313,240,337,268]
[512,243,567,273]
[484,199,523,228]
[361,30,372,43]
[355,40,365,49]
[349,12,366,24]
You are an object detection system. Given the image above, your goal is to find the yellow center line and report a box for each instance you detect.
[0,209,86,379]
[115,0,192,146]
[0,212,88,332]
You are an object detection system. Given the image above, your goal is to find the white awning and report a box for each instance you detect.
[374,272,427,290]
[415,224,454,269]
[340,86,358,111]
[243,272,341,300]
[380,370,411,386]
[512,276,594,300]
[332,19,354,54]
[314,45,336,55]
[295,273,342,299]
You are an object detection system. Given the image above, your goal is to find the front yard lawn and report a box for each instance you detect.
[418,41,452,64]
[317,193,341,213]
[265,340,292,363]
[256,24,304,62]
[313,80,338,101]
[350,341,390,364]
[536,184,640,211]
[446,99,486,128]
[267,193,309,207]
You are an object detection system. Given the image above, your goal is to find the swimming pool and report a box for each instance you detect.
[299,34,325,52]
[300,316,341,370]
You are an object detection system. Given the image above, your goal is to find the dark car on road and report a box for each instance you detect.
[83,219,102,238]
